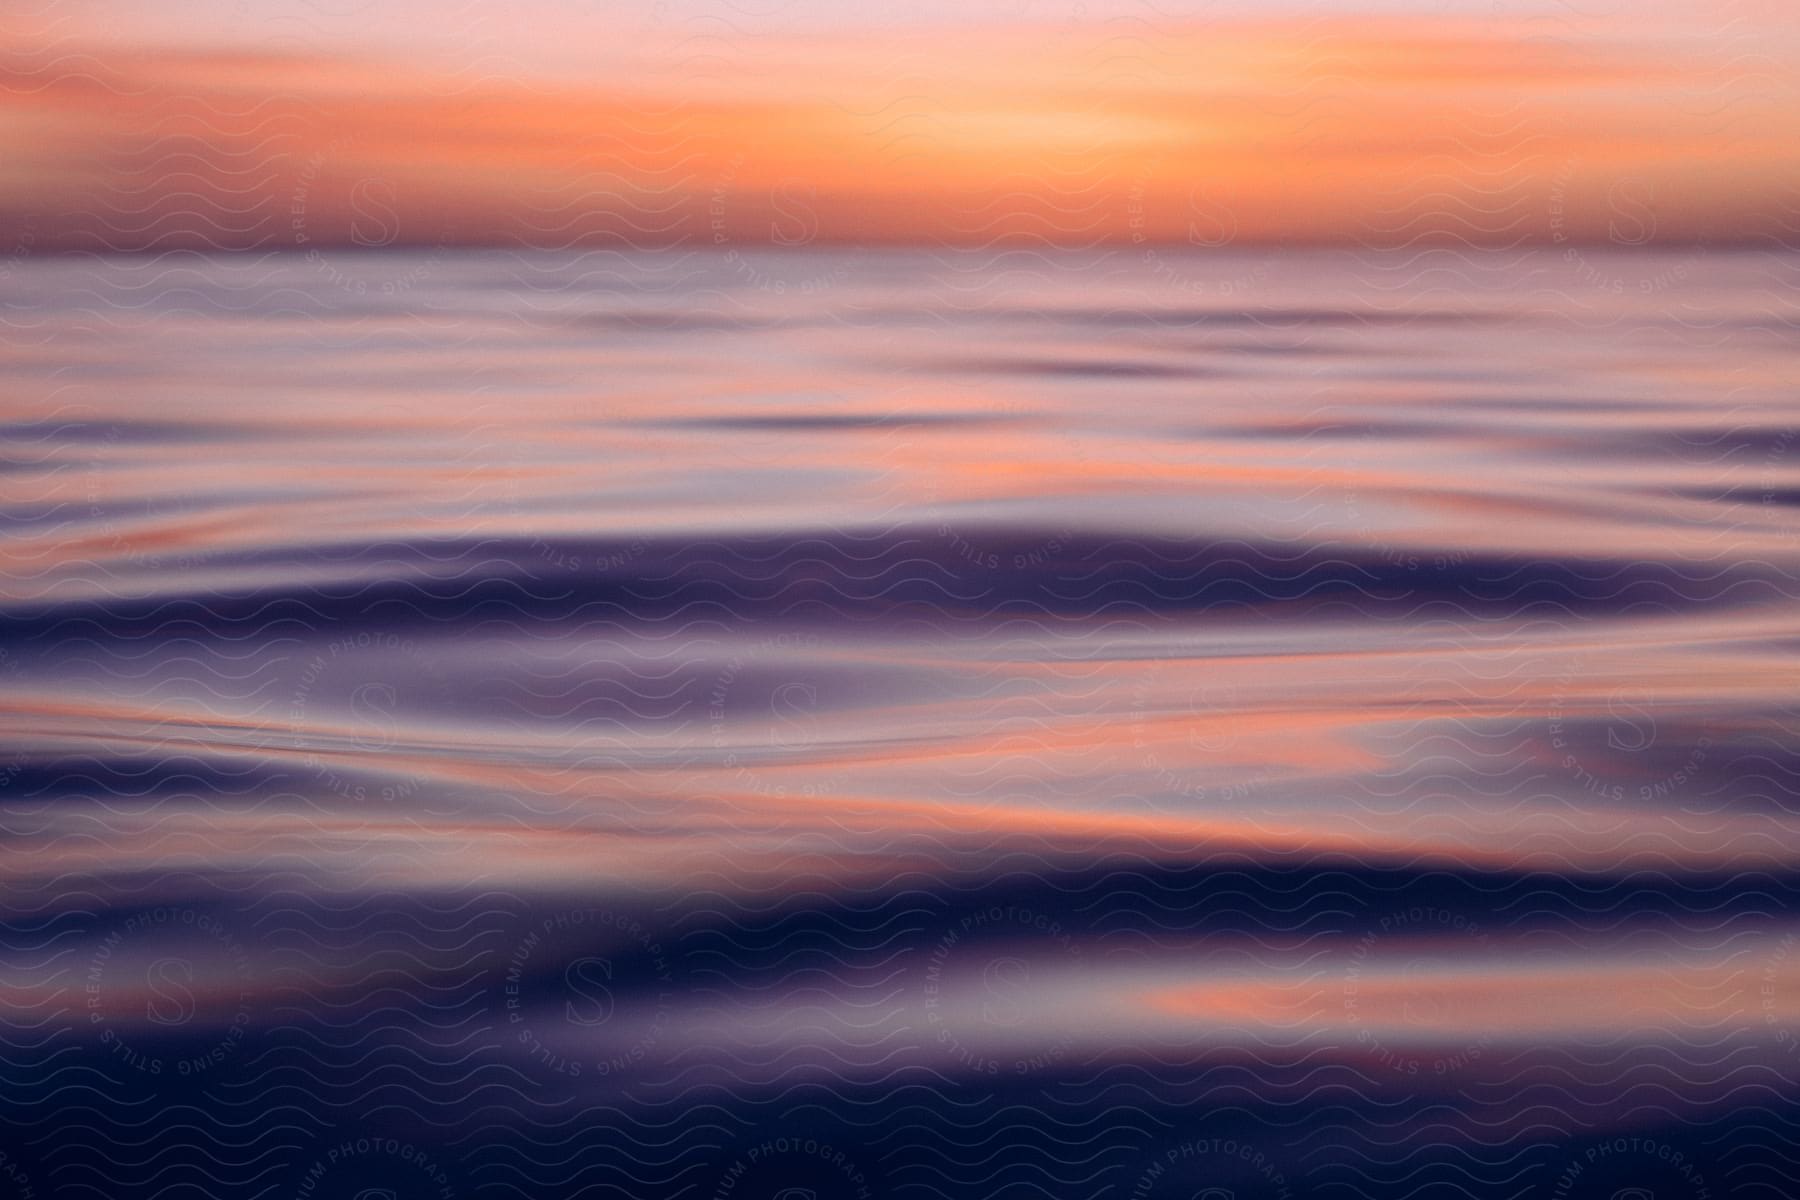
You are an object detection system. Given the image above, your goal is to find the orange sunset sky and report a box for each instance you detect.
[2,0,1797,250]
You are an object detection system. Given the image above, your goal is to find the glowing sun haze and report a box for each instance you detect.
[3,0,1796,250]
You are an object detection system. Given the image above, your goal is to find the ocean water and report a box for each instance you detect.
[3,246,1800,1198]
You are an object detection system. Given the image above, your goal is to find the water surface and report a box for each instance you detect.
[3,246,1799,1199]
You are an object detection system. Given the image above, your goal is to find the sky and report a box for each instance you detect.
[2,0,1797,249]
